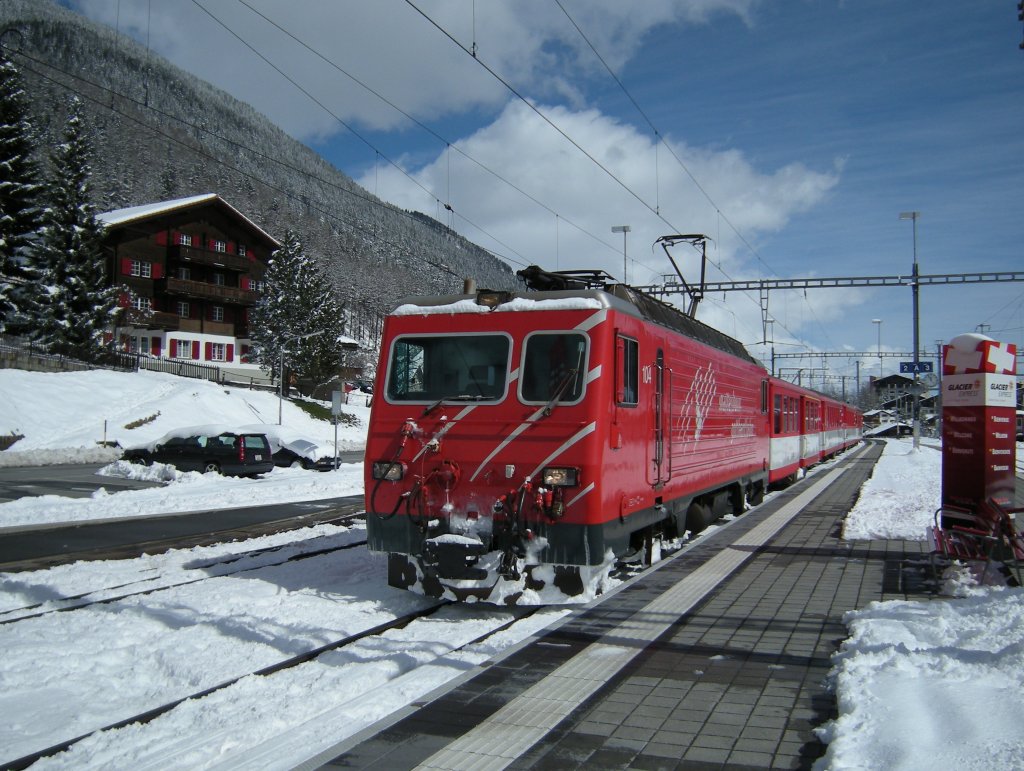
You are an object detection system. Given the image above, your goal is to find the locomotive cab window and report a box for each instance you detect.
[615,335,639,406]
[520,332,588,405]
[385,333,511,402]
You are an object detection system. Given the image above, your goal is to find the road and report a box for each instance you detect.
[0,463,163,503]
[0,454,366,570]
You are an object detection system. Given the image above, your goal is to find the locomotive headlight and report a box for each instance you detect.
[372,461,406,481]
[541,466,579,487]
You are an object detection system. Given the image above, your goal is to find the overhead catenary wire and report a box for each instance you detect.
[551,0,838,352]
[228,0,636,265]
[403,0,810,346]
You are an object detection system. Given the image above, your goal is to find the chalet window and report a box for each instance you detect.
[212,272,225,286]
[171,339,193,359]
[213,240,227,253]
[130,295,152,311]
[125,336,149,354]
[212,306,224,322]
[238,244,247,257]
[178,233,193,247]
[130,260,152,278]
[177,301,189,318]
[209,343,226,361]
[178,267,191,280]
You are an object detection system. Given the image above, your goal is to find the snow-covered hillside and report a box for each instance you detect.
[0,368,369,466]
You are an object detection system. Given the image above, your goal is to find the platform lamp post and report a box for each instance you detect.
[279,330,326,424]
[872,318,883,381]
[900,210,921,449]
[612,225,631,283]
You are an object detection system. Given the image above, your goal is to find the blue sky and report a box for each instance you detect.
[67,0,1024,386]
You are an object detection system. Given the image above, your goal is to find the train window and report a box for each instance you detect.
[384,334,511,402]
[773,394,782,434]
[520,332,588,405]
[615,335,639,406]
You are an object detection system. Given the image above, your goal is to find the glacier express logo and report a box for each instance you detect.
[678,364,716,449]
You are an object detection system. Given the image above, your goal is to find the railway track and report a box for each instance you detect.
[4,601,542,770]
[0,530,369,624]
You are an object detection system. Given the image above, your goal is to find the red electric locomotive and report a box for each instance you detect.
[365,267,861,603]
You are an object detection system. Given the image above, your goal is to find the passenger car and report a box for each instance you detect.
[122,428,274,476]
[271,437,337,471]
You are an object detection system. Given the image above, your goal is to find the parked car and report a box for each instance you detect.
[122,427,274,476]
[271,437,337,471]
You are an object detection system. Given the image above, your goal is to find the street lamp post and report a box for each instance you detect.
[900,211,921,449]
[612,225,631,283]
[279,330,326,424]
[872,318,883,381]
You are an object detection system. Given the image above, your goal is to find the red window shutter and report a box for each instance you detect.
[172,231,181,245]
[241,276,250,290]
[151,263,164,279]
[117,292,129,308]
[170,339,177,357]
[192,341,200,360]
[151,339,161,356]
[121,258,133,276]
[240,344,250,363]
[227,241,236,255]
[204,342,212,360]
[155,231,168,246]
[226,344,234,362]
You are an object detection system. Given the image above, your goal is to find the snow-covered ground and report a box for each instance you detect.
[1,368,1022,769]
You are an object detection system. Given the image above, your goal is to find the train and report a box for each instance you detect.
[364,266,863,603]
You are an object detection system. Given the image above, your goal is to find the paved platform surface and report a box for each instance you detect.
[311,442,934,770]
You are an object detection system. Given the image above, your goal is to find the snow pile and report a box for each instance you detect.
[817,587,1024,770]
[842,440,942,540]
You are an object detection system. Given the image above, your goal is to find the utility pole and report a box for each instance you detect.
[900,211,921,449]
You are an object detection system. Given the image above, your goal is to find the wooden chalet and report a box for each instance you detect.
[98,194,279,374]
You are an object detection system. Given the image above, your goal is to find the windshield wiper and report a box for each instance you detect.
[542,368,580,417]
[422,394,488,417]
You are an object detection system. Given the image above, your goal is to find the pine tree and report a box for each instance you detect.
[27,98,121,360]
[0,50,44,332]
[250,228,348,390]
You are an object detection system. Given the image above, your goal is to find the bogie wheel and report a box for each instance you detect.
[686,501,713,535]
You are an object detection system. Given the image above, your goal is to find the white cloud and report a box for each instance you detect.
[70,0,761,141]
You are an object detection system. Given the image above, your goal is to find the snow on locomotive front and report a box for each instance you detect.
[364,286,623,604]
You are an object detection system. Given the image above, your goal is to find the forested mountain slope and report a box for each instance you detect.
[0,0,518,348]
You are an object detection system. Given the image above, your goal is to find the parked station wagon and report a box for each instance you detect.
[123,427,274,476]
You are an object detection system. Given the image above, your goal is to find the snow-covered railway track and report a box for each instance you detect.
[5,602,543,771]
[3,600,449,770]
[0,534,369,624]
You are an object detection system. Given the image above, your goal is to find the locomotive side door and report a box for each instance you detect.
[648,348,667,488]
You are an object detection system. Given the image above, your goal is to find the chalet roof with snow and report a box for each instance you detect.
[97,194,280,249]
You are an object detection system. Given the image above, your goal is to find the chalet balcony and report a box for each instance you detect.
[171,245,254,273]
[159,276,259,305]
[122,308,181,329]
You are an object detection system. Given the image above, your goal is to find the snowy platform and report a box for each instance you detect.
[309,442,940,769]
